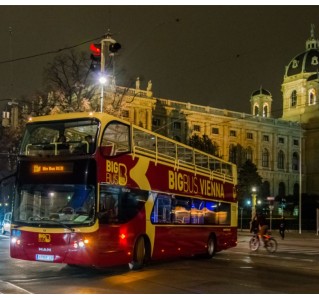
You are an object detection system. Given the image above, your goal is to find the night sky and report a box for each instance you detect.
[0,5,318,118]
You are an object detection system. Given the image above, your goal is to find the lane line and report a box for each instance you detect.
[0,280,32,294]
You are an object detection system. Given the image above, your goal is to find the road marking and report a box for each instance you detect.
[228,250,316,262]
[0,280,32,294]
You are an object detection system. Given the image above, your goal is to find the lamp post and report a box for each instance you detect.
[251,187,257,220]
[239,207,243,231]
[267,196,274,231]
[99,75,107,113]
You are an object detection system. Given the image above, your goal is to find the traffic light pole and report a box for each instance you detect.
[99,34,116,112]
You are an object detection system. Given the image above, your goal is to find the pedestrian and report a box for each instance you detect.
[279,217,286,240]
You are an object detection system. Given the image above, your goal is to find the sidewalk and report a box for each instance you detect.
[238,229,319,241]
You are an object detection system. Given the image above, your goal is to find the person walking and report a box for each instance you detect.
[279,217,286,240]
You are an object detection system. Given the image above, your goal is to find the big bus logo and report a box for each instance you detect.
[168,170,225,199]
[38,233,51,243]
[106,160,127,185]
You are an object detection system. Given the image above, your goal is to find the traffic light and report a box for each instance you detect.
[90,43,101,71]
[109,42,121,53]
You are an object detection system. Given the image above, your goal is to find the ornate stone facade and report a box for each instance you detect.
[113,84,302,199]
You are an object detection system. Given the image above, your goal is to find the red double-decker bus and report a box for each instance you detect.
[10,112,238,269]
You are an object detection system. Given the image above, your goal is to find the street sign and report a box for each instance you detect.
[267,197,275,201]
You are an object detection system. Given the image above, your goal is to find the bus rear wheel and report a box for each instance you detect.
[206,236,216,258]
[129,236,147,270]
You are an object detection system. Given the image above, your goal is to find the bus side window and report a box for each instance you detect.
[101,122,130,157]
[172,197,191,224]
[99,192,118,224]
[151,194,172,224]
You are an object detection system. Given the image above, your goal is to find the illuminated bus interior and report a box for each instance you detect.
[151,194,230,225]
[20,118,99,156]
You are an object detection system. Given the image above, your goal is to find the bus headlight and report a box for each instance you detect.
[73,239,89,248]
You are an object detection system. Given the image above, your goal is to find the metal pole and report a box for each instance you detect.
[240,207,243,232]
[299,115,302,234]
[251,188,257,221]
[99,33,116,113]
[100,83,104,113]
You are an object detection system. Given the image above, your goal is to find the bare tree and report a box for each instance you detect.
[43,50,98,110]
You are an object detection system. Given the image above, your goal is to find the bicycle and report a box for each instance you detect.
[249,232,278,253]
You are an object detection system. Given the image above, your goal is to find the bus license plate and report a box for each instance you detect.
[36,254,54,262]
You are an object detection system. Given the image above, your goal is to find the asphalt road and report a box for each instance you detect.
[1,230,319,294]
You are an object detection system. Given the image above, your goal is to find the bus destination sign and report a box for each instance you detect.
[32,163,73,174]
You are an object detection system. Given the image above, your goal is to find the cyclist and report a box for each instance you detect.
[250,215,259,234]
[257,211,269,245]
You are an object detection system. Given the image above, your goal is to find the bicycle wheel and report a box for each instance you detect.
[265,237,277,253]
[249,235,260,251]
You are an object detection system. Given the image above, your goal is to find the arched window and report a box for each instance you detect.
[291,90,297,107]
[278,182,286,198]
[263,105,268,117]
[262,148,269,167]
[309,89,316,105]
[261,181,271,199]
[254,105,259,116]
[229,144,237,164]
[292,152,299,171]
[277,150,285,169]
[246,146,253,162]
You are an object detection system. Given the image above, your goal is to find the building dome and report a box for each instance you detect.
[285,49,319,77]
[285,24,319,77]
[251,87,272,97]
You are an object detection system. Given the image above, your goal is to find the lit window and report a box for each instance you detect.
[278,150,285,169]
[309,89,316,105]
[291,90,297,107]
[278,137,284,144]
[152,118,161,126]
[246,147,253,161]
[292,152,299,171]
[121,110,129,118]
[173,122,181,130]
[212,127,219,135]
[230,130,237,137]
[262,148,269,167]
[247,132,253,140]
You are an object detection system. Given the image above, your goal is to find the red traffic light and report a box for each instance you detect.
[90,43,101,56]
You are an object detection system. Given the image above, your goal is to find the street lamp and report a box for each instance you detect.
[251,186,257,220]
[99,75,107,113]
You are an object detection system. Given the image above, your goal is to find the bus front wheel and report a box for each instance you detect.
[129,236,147,270]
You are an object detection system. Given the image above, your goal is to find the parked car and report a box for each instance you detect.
[1,212,12,235]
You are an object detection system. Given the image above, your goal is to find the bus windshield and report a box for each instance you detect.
[13,184,96,227]
[19,118,99,156]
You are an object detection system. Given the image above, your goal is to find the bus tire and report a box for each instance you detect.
[129,236,149,270]
[206,235,216,258]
